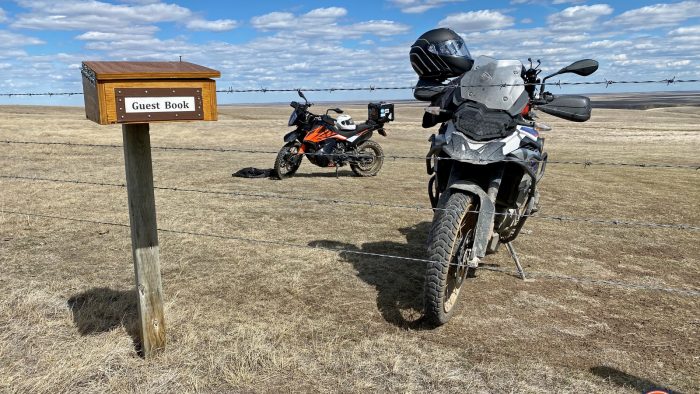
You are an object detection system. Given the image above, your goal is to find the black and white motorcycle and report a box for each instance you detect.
[421,56,599,325]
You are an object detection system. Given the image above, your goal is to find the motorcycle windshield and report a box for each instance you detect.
[458,56,527,116]
[288,110,298,126]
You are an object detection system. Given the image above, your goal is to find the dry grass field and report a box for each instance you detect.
[0,102,698,393]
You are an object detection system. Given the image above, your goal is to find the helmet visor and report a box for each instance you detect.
[428,39,470,58]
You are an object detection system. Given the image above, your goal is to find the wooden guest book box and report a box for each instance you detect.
[81,61,221,125]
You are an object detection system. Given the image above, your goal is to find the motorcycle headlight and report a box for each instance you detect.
[288,110,298,126]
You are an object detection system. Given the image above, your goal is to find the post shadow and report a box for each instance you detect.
[67,287,142,355]
[590,366,683,394]
[309,221,432,329]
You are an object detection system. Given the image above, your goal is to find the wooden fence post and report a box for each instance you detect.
[122,123,166,358]
[80,61,220,358]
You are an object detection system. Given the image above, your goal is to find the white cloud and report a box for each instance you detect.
[0,30,44,48]
[75,29,157,41]
[186,19,238,32]
[390,0,464,14]
[250,12,296,31]
[353,20,412,36]
[251,7,409,39]
[552,0,587,4]
[511,0,585,4]
[548,4,614,31]
[252,7,348,31]
[12,0,191,31]
[0,8,7,23]
[117,0,161,3]
[552,33,591,43]
[12,0,236,33]
[668,25,700,36]
[606,1,700,31]
[583,39,632,49]
[439,10,514,32]
[667,59,691,67]
[304,7,348,20]
[667,25,700,44]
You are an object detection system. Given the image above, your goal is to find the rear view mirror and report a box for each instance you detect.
[557,59,598,77]
[540,59,598,95]
[297,90,307,100]
[326,108,343,115]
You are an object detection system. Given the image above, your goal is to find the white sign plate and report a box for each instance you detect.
[124,96,196,113]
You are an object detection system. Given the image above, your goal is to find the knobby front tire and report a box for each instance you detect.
[424,191,477,326]
[274,143,302,179]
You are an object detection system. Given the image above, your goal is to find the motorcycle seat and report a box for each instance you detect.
[336,122,373,138]
[321,114,336,126]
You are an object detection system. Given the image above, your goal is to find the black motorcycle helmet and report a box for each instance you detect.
[410,28,474,81]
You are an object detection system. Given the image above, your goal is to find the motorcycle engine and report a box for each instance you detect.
[331,142,348,166]
[495,208,519,234]
[316,140,347,167]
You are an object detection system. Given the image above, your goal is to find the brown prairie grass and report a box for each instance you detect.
[0,103,698,393]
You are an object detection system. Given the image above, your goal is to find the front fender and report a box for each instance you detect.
[447,181,494,259]
[284,130,301,143]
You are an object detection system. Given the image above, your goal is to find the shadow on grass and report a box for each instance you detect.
[283,169,356,178]
[590,366,682,394]
[67,287,142,356]
[309,221,432,329]
[232,167,357,180]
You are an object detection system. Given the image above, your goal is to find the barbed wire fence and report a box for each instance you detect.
[1,207,699,297]
[2,140,700,170]
[1,79,699,300]
[1,76,700,97]
[1,174,699,231]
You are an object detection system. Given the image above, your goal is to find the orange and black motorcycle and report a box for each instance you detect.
[274,90,394,179]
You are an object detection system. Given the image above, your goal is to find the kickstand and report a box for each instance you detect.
[505,242,526,280]
[335,164,339,178]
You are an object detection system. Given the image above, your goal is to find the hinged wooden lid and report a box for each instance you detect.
[82,61,221,81]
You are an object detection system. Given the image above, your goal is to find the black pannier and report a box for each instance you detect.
[452,101,516,141]
[368,102,394,123]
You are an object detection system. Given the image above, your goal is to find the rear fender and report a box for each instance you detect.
[353,130,374,146]
[447,181,494,259]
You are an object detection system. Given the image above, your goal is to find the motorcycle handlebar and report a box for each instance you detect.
[532,92,555,106]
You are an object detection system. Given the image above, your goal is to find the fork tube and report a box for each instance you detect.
[486,168,504,240]
[486,168,504,203]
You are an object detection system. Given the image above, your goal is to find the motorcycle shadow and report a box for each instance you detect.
[308,221,432,330]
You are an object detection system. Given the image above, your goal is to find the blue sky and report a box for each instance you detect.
[1,0,699,105]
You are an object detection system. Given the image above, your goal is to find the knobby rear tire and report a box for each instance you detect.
[350,140,384,177]
[424,191,477,326]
